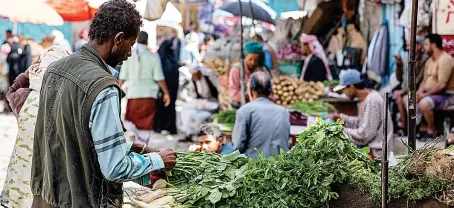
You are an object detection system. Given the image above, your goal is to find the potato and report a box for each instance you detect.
[298,96,303,100]
[282,87,288,91]
[276,100,282,105]
[283,92,289,97]
[304,93,310,99]
[288,86,294,91]
[308,98,314,102]
[277,90,283,95]
[276,85,282,90]
[282,101,288,105]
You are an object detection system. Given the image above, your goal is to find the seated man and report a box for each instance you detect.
[180,64,220,142]
[416,34,454,138]
[232,72,290,159]
[393,36,428,132]
[194,123,235,155]
[327,70,393,159]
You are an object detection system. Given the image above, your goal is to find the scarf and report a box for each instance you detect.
[300,34,333,80]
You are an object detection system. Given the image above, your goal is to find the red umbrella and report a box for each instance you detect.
[46,0,98,21]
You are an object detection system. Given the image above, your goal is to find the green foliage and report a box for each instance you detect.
[290,101,336,116]
[213,110,237,124]
[166,120,451,207]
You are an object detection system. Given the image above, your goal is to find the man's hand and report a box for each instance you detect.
[326,113,340,120]
[158,149,177,170]
[394,54,403,65]
[163,94,171,107]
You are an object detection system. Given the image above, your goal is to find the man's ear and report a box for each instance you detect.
[114,32,125,44]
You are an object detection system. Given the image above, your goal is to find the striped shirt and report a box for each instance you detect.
[88,67,163,183]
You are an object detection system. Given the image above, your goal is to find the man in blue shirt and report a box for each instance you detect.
[196,124,235,155]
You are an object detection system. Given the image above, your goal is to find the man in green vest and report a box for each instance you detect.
[31,1,177,207]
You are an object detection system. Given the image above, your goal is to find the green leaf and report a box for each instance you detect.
[208,188,222,204]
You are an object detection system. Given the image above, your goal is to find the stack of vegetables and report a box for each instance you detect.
[161,120,451,207]
[290,101,336,117]
[213,110,236,131]
[203,58,231,76]
[125,179,181,208]
[273,76,325,106]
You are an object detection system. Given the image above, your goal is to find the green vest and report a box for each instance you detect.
[32,44,124,207]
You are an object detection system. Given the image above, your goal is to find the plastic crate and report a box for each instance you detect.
[278,62,302,77]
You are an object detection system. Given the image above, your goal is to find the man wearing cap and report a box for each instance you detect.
[254,31,279,71]
[327,70,393,159]
[393,36,428,132]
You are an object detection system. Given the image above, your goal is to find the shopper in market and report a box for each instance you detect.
[327,69,393,159]
[154,36,180,135]
[232,71,290,159]
[180,64,220,142]
[254,31,279,71]
[119,31,171,144]
[416,34,454,139]
[299,34,332,82]
[229,41,270,108]
[31,1,177,207]
[191,123,235,155]
[392,36,428,133]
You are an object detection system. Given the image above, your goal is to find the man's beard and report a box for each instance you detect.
[106,47,123,67]
[427,49,434,57]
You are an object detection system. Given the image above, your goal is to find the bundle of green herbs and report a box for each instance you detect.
[290,101,336,117]
[213,110,237,130]
[165,120,452,207]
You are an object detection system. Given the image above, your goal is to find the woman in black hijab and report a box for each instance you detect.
[154,38,181,134]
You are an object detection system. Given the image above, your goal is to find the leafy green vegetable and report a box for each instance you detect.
[214,110,237,124]
[165,120,451,207]
[290,101,336,116]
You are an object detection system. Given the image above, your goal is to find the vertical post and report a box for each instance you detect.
[407,0,419,150]
[248,0,256,33]
[381,92,389,208]
[239,0,246,105]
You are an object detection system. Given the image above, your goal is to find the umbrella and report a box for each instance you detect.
[47,0,97,22]
[220,1,276,25]
[0,0,63,27]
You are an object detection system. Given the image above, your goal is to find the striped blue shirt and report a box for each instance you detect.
[88,67,163,183]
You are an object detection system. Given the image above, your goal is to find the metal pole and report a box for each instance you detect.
[239,0,246,105]
[248,0,256,33]
[381,92,389,208]
[407,0,419,150]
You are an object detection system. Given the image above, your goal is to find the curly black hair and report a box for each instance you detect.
[89,0,142,45]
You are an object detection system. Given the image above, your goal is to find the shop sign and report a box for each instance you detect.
[433,0,454,35]
[442,35,454,57]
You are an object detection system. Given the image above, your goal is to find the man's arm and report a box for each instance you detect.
[344,98,381,145]
[232,109,248,153]
[154,54,170,106]
[340,113,359,128]
[89,87,174,182]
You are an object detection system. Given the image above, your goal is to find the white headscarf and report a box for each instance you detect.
[51,30,73,53]
[29,47,70,91]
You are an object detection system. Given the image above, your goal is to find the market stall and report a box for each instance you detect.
[122,121,454,208]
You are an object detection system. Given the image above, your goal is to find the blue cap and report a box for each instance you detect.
[333,70,363,92]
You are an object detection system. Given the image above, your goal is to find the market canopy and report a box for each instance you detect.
[47,0,97,21]
[0,0,64,26]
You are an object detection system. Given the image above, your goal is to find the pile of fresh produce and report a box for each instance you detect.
[290,101,336,117]
[213,110,236,130]
[203,58,231,76]
[272,76,325,106]
[161,120,452,207]
[125,179,181,208]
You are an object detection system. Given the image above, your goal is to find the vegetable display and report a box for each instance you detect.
[162,120,452,207]
[203,58,232,76]
[213,110,236,130]
[290,101,336,117]
[272,76,325,106]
